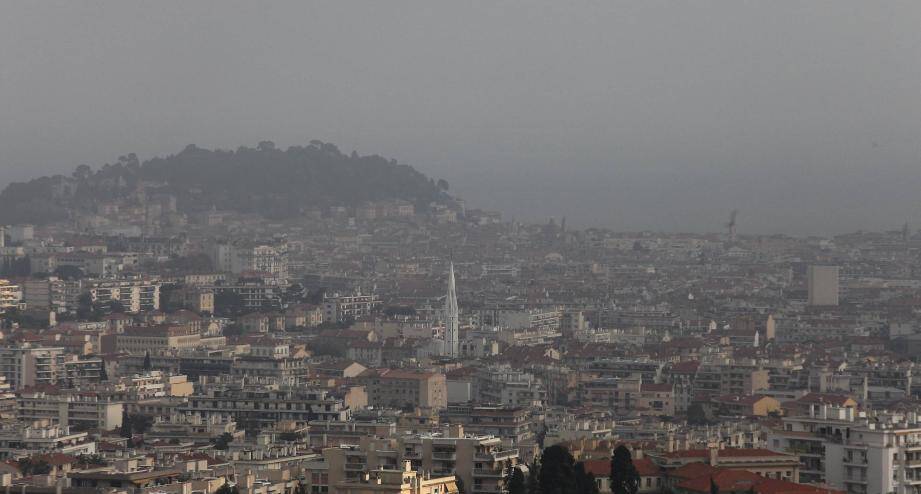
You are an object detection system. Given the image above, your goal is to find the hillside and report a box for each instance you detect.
[0,141,453,224]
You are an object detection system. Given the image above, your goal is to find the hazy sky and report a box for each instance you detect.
[1,1,919,234]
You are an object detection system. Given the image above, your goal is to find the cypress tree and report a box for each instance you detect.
[538,445,577,494]
[506,465,527,494]
[609,446,639,494]
[575,462,600,494]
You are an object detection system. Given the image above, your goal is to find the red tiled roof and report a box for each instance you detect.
[580,457,661,478]
[677,469,763,493]
[754,478,844,494]
[669,463,719,480]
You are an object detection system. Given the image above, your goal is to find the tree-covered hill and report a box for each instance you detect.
[0,140,453,224]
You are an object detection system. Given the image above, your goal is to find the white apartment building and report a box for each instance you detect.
[0,420,96,458]
[68,278,160,313]
[211,242,289,278]
[769,404,921,494]
[320,427,517,494]
[323,293,381,322]
[17,391,124,431]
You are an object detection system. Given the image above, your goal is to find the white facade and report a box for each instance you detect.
[443,263,459,357]
[769,405,921,494]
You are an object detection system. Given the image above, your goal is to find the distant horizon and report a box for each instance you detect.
[2,2,918,237]
[0,140,916,239]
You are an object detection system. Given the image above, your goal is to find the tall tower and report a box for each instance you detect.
[807,265,839,306]
[444,262,459,357]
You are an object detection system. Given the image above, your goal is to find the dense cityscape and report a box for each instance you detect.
[0,153,919,494]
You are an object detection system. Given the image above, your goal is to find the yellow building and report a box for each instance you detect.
[115,324,202,355]
[710,394,781,417]
[0,280,22,310]
[337,463,458,494]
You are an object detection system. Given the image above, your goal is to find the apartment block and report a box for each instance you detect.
[17,390,123,431]
[0,345,66,389]
[359,369,447,410]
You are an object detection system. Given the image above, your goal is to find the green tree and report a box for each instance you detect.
[539,445,577,494]
[505,465,526,494]
[128,413,154,434]
[76,293,96,320]
[536,421,548,449]
[17,458,52,475]
[575,462,599,494]
[609,446,639,494]
[143,351,152,371]
[215,290,247,317]
[214,482,239,494]
[687,403,709,426]
[214,432,234,450]
[53,265,85,280]
[526,458,541,494]
[455,476,466,494]
[120,410,133,438]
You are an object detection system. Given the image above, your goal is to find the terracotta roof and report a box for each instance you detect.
[581,458,661,477]
[668,463,718,480]
[754,478,844,494]
[677,469,763,493]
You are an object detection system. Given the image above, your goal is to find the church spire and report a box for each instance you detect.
[444,262,459,357]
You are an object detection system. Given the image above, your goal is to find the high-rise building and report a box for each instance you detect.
[444,263,459,358]
[807,265,839,306]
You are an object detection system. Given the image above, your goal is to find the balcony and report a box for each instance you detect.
[433,451,456,460]
[477,449,517,461]
[473,469,504,478]
[472,486,502,494]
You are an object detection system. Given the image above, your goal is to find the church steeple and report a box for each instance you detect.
[444,262,459,357]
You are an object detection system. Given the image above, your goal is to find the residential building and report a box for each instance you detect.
[17,390,123,430]
[807,265,840,306]
[359,369,448,410]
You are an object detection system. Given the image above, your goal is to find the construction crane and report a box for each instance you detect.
[725,209,738,241]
